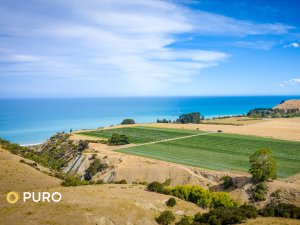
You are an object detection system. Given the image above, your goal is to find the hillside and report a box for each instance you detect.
[1,124,300,224]
[0,147,201,225]
[0,147,60,193]
[274,100,300,112]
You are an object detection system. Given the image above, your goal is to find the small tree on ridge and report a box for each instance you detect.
[249,148,277,183]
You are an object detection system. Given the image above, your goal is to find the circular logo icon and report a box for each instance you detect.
[6,192,19,204]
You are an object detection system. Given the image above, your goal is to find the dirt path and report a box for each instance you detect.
[175,164,218,185]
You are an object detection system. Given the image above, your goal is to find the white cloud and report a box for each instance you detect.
[0,0,294,96]
[188,10,292,36]
[278,78,300,87]
[283,42,300,48]
[0,54,42,62]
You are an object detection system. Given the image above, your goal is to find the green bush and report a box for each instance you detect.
[156,210,176,225]
[239,205,258,219]
[147,183,237,209]
[61,175,89,186]
[78,140,88,151]
[271,189,281,198]
[108,133,130,145]
[166,197,176,207]
[121,119,135,125]
[222,176,234,189]
[84,159,108,181]
[113,179,127,184]
[147,181,165,193]
[253,182,267,202]
[169,185,237,209]
[95,179,104,184]
[175,216,194,225]
[195,205,258,225]
[260,203,300,219]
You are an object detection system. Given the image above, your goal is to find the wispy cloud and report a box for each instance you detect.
[283,42,300,48]
[0,0,295,96]
[278,78,300,87]
[188,10,292,37]
[231,41,276,50]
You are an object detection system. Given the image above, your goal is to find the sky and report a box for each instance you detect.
[0,0,300,97]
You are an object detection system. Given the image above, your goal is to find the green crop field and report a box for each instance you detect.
[78,126,203,144]
[118,132,300,178]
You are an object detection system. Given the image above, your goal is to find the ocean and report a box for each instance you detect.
[0,96,299,145]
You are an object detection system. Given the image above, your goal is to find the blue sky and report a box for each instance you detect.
[0,0,299,97]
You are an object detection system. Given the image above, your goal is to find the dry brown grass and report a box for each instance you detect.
[274,99,300,111]
[142,117,300,142]
[0,148,60,194]
[245,217,300,225]
[203,116,263,125]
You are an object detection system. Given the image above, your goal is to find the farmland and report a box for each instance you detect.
[78,126,203,144]
[118,132,300,178]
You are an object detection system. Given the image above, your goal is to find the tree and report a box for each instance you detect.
[155,210,175,225]
[222,175,234,189]
[108,133,130,145]
[249,149,277,183]
[84,159,108,181]
[177,112,201,124]
[121,119,135,125]
[166,197,176,207]
[147,181,165,193]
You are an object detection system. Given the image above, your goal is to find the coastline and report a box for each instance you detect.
[1,96,299,144]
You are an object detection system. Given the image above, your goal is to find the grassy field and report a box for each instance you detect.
[118,132,300,178]
[78,126,203,144]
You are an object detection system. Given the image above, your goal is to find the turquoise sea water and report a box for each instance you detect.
[0,96,299,145]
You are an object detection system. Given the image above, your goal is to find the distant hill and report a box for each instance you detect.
[274,100,300,112]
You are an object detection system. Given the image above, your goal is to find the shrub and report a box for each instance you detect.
[166,197,176,207]
[175,216,194,225]
[195,205,258,225]
[84,159,108,181]
[222,175,234,189]
[169,185,237,209]
[121,119,135,125]
[260,203,300,219]
[78,140,88,151]
[147,183,237,210]
[239,205,258,219]
[249,149,277,183]
[95,179,104,184]
[156,210,176,225]
[253,182,267,202]
[61,175,89,186]
[147,181,165,193]
[271,189,281,198]
[113,179,127,184]
[108,133,130,145]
